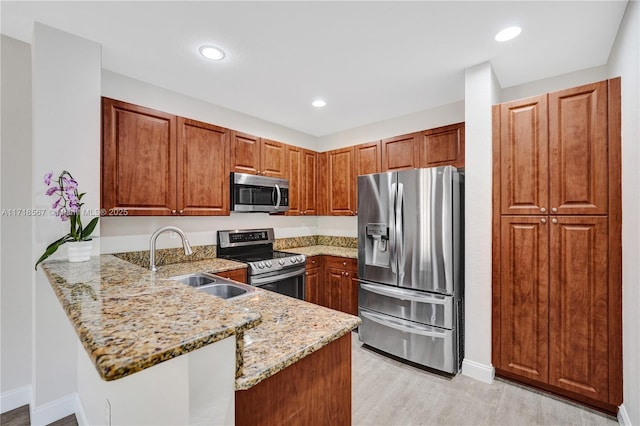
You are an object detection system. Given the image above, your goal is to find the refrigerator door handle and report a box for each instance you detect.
[389,182,397,274]
[396,182,405,283]
[359,282,447,305]
[360,309,448,338]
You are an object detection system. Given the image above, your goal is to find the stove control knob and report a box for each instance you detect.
[257,262,265,269]
[278,259,285,266]
[297,256,304,263]
[266,261,273,268]
[290,257,296,263]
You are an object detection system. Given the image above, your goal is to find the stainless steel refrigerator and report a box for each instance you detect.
[357,166,464,374]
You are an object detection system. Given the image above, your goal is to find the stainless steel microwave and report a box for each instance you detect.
[230,172,290,213]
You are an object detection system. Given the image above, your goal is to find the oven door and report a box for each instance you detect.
[248,266,305,300]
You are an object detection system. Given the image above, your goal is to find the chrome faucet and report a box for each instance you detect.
[149,226,193,272]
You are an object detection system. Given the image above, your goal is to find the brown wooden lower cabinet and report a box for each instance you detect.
[305,255,358,316]
[235,333,352,426]
[495,215,618,413]
[215,268,247,283]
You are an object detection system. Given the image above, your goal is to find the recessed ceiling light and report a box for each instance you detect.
[312,99,326,108]
[199,45,226,61]
[495,26,522,42]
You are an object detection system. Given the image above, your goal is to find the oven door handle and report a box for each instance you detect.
[250,267,305,286]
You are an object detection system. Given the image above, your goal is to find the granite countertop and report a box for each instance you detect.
[230,290,361,390]
[41,249,361,389]
[287,245,358,259]
[41,255,260,381]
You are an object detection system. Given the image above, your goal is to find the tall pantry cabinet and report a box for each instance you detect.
[492,78,622,414]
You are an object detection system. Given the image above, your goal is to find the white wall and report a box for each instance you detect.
[317,100,465,151]
[460,62,500,383]
[102,70,318,151]
[608,1,640,424]
[1,35,33,411]
[31,23,101,424]
[500,64,609,103]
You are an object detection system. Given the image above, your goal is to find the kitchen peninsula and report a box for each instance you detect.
[40,255,360,425]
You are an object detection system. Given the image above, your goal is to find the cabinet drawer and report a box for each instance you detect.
[306,256,324,269]
[359,280,453,329]
[324,256,357,271]
[358,307,457,374]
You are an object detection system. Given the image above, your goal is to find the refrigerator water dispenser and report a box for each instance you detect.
[365,223,390,267]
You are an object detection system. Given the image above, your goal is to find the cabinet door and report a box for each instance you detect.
[324,267,344,311]
[326,147,356,216]
[499,95,549,215]
[355,141,381,176]
[230,131,261,175]
[286,145,303,216]
[302,149,318,215]
[498,216,549,382]
[549,216,609,401]
[305,267,321,305]
[548,81,608,215]
[261,138,286,178]
[419,123,465,168]
[381,132,418,171]
[177,118,230,215]
[102,97,177,216]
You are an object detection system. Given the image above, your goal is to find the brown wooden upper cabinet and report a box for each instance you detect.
[355,141,382,176]
[102,98,230,216]
[321,147,356,216]
[230,131,286,178]
[381,132,419,171]
[286,145,317,216]
[499,80,609,216]
[418,122,465,169]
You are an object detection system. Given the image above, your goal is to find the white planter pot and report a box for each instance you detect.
[66,240,92,263]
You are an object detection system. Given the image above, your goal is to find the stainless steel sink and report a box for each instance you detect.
[169,272,256,299]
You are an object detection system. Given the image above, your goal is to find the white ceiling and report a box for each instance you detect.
[1,1,628,137]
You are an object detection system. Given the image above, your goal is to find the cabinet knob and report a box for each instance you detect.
[343,262,347,266]
[179,210,184,214]
[540,207,546,213]
[541,218,547,224]
[551,207,558,213]
[171,209,177,215]
[305,272,309,276]
[311,260,316,264]
[345,272,350,277]
[552,218,558,224]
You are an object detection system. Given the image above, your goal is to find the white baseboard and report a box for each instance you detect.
[74,393,89,426]
[30,393,76,426]
[617,404,631,426]
[461,358,495,384]
[0,385,32,413]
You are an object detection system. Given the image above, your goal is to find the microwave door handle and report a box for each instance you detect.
[274,184,282,209]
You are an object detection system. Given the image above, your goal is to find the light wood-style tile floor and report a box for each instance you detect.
[351,333,618,426]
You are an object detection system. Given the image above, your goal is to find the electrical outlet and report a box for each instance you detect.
[105,399,111,426]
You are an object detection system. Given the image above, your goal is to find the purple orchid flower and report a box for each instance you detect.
[44,171,53,186]
[52,197,61,209]
[46,186,59,196]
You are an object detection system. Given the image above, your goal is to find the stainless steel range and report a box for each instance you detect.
[216,228,306,300]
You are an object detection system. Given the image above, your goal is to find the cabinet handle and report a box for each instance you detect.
[540,207,546,213]
[171,209,177,215]
[552,218,558,224]
[541,218,547,224]
[551,207,557,213]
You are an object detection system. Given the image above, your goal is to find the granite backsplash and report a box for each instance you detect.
[113,235,357,268]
